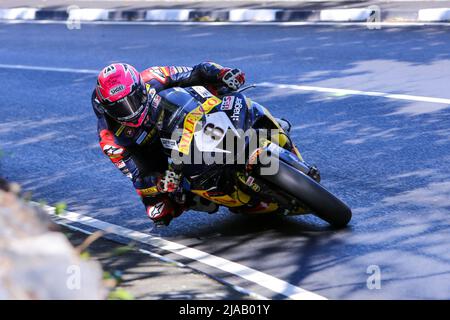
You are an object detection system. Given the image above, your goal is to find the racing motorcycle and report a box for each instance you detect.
[150,85,352,228]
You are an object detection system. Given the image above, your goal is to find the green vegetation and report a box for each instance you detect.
[108,288,134,300]
[54,202,67,215]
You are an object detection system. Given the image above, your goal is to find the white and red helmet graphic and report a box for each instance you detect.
[96,63,140,104]
[96,63,149,127]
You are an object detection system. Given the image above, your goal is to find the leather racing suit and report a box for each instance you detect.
[92,62,244,225]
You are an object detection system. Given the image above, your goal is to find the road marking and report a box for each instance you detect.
[1,63,449,104]
[0,63,98,74]
[256,82,450,105]
[53,213,267,300]
[38,203,326,300]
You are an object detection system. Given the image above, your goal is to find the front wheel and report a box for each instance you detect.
[257,159,352,228]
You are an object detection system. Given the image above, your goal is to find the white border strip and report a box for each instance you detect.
[3,7,450,23]
[68,8,110,21]
[3,19,450,27]
[418,8,450,22]
[229,9,280,22]
[1,63,449,105]
[320,9,371,22]
[145,9,191,21]
[0,8,36,20]
[38,204,326,300]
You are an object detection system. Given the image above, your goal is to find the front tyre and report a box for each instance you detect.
[258,159,352,228]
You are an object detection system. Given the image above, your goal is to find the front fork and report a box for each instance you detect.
[255,107,320,182]
[246,136,320,183]
[236,141,318,214]
[271,144,321,183]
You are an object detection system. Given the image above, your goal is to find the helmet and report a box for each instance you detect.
[96,63,149,127]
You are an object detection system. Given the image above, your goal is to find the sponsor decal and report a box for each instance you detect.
[110,84,125,95]
[237,172,246,184]
[245,176,255,186]
[136,130,148,145]
[148,88,157,98]
[193,112,240,153]
[248,148,264,167]
[221,96,235,110]
[115,125,125,137]
[192,86,213,99]
[237,172,261,193]
[246,176,261,192]
[206,190,226,197]
[102,145,123,157]
[125,127,135,137]
[231,97,243,121]
[147,202,165,219]
[178,96,221,155]
[191,190,239,206]
[152,95,161,109]
[156,110,164,130]
[115,161,126,169]
[141,127,156,145]
[102,65,116,77]
[160,138,178,150]
[139,186,159,197]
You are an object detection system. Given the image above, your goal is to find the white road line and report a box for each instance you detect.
[52,212,267,299]
[1,63,448,104]
[0,64,98,74]
[256,82,450,105]
[37,203,325,300]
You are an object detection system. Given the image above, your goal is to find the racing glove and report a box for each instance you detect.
[99,129,132,178]
[156,170,181,193]
[219,68,245,91]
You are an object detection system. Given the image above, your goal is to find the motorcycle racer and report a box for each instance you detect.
[92,62,246,226]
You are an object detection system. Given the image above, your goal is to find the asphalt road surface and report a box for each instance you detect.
[1,22,449,299]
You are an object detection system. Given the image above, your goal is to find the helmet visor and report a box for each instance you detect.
[104,87,148,122]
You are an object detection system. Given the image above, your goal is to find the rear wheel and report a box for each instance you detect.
[257,159,352,228]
